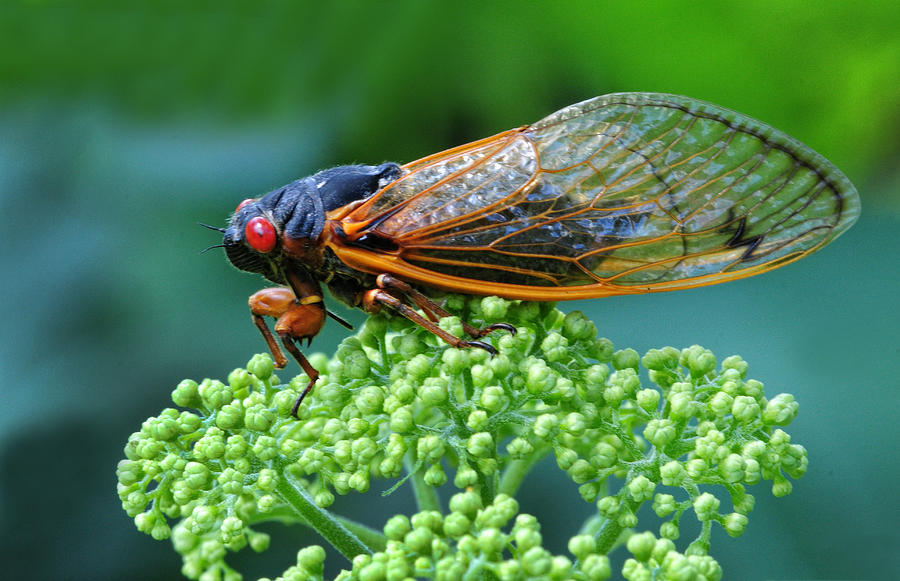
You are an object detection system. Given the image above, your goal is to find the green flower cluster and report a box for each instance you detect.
[117,295,807,580]
[272,493,612,581]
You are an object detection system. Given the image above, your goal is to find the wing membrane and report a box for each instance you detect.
[334,93,859,298]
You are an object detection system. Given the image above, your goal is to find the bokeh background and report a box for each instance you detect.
[1,1,897,579]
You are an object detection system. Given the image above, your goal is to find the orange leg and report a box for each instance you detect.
[375,274,516,338]
[248,287,326,417]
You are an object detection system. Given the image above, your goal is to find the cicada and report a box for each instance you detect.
[216,93,859,416]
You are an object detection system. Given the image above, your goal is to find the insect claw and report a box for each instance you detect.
[483,323,517,336]
[465,340,497,356]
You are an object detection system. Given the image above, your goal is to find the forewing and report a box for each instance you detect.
[338,93,859,296]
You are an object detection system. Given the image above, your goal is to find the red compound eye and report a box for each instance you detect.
[245,216,277,253]
[236,198,255,212]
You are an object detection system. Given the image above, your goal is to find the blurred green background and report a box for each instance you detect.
[1,1,897,579]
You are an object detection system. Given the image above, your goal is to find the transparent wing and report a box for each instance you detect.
[335,93,859,297]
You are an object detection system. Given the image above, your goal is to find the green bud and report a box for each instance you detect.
[772,474,793,497]
[359,561,386,581]
[479,385,506,412]
[590,442,617,469]
[396,333,426,360]
[541,332,570,362]
[720,453,746,483]
[199,379,233,411]
[228,368,253,395]
[414,435,443,464]
[568,459,596,483]
[424,463,447,487]
[563,412,587,436]
[438,315,464,338]
[247,353,274,380]
[466,432,494,458]
[612,348,640,371]
[721,355,748,377]
[522,546,552,576]
[591,337,615,362]
[579,553,612,580]
[732,395,760,424]
[644,418,676,448]
[668,392,696,420]
[252,435,278,461]
[681,345,716,378]
[441,348,468,375]
[626,531,656,561]
[340,349,369,380]
[384,514,412,541]
[443,512,470,539]
[417,381,447,407]
[467,363,492,387]
[454,465,478,489]
[355,386,384,415]
[723,512,748,537]
[685,458,707,479]
[449,491,482,517]
[579,482,600,503]
[218,467,244,495]
[315,490,335,507]
[659,521,679,540]
[743,378,765,399]
[477,457,498,475]
[480,296,509,321]
[708,392,734,417]
[596,495,619,517]
[555,447,578,471]
[617,509,638,528]
[389,406,414,433]
[641,347,680,371]
[216,401,244,430]
[627,475,655,502]
[515,527,543,552]
[660,461,687,486]
[172,379,201,408]
[403,527,434,554]
[636,389,660,412]
[533,414,558,438]
[182,462,211,489]
[477,528,506,554]
[525,359,556,393]
[561,310,594,341]
[506,437,534,459]
[652,493,676,517]
[763,393,798,426]
[466,410,489,431]
[244,404,276,432]
[568,534,596,559]
[693,492,720,521]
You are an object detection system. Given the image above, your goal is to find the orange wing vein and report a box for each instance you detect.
[329,93,860,300]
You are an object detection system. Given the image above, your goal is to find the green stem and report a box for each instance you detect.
[478,467,496,506]
[593,517,624,554]
[247,507,388,552]
[498,443,551,497]
[594,498,639,554]
[405,453,441,512]
[274,469,372,560]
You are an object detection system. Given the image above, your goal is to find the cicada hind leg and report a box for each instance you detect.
[248,287,325,418]
[362,274,516,355]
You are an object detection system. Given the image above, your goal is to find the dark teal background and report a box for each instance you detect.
[0,1,897,579]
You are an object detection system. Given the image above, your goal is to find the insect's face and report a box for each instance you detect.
[223,198,286,284]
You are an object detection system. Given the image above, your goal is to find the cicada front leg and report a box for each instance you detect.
[248,287,325,417]
[361,274,515,354]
